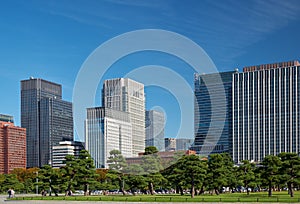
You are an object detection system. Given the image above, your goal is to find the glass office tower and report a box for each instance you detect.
[40,98,73,166]
[21,77,73,167]
[191,71,234,155]
[233,61,300,163]
[145,110,165,151]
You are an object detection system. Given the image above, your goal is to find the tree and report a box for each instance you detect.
[163,160,186,195]
[173,155,207,198]
[144,146,158,155]
[107,150,127,195]
[95,169,108,185]
[25,168,40,193]
[10,168,27,183]
[0,174,5,193]
[38,165,61,196]
[227,165,241,193]
[61,150,98,196]
[124,164,147,195]
[1,174,24,193]
[238,160,256,195]
[76,150,98,196]
[141,146,164,195]
[260,155,281,197]
[278,152,300,197]
[95,168,119,191]
[60,155,79,194]
[107,150,127,171]
[10,167,39,193]
[207,153,234,194]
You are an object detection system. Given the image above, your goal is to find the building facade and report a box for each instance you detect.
[52,141,85,168]
[0,115,26,174]
[85,107,132,168]
[176,138,194,151]
[233,60,300,163]
[102,78,145,155]
[21,77,73,167]
[145,110,165,151]
[191,71,234,155]
[39,98,73,166]
[165,138,176,151]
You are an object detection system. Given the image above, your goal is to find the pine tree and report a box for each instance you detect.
[260,155,281,197]
[278,152,300,197]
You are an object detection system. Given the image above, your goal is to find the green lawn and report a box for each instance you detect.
[11,191,300,202]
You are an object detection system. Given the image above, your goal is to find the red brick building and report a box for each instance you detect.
[0,118,26,174]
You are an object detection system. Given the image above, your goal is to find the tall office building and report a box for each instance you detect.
[233,60,300,163]
[145,110,165,151]
[85,107,132,168]
[21,77,73,167]
[102,78,145,155]
[0,114,26,174]
[190,71,234,155]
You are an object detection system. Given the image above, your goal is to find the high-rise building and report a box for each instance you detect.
[21,77,73,167]
[39,98,73,166]
[190,71,234,155]
[52,141,85,168]
[145,110,165,151]
[165,138,176,151]
[233,60,300,163]
[85,107,132,168]
[176,138,194,151]
[102,78,145,155]
[0,115,26,174]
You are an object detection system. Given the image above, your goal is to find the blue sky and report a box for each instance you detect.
[1,0,300,140]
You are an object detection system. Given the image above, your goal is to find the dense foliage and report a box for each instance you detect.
[2,149,300,198]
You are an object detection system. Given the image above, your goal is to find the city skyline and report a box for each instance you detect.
[0,1,300,140]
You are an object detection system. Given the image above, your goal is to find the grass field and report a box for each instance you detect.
[11,191,300,202]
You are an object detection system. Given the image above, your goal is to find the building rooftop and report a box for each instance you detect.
[0,114,14,123]
[243,60,300,72]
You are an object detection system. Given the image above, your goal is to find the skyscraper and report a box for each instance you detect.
[145,110,165,151]
[233,60,300,163]
[191,71,234,155]
[21,77,73,167]
[85,107,132,168]
[102,78,145,155]
[0,114,26,174]
[40,98,73,166]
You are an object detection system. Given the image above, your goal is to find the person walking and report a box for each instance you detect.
[7,188,11,198]
[11,189,15,198]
